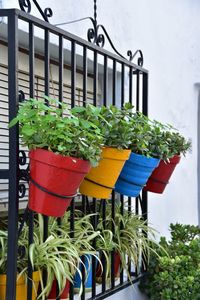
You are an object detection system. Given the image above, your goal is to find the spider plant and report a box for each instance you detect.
[0,229,28,276]
[0,230,8,274]
[97,203,158,281]
[29,231,84,299]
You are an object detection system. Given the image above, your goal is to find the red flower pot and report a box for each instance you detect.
[96,252,121,279]
[28,149,91,217]
[144,155,181,194]
[48,279,70,299]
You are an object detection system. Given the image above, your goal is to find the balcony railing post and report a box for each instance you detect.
[6,10,19,300]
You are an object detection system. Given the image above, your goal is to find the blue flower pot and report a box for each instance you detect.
[115,152,160,197]
[74,254,93,291]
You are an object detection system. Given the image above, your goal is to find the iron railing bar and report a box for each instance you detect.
[136,69,140,111]
[69,198,75,300]
[91,50,98,298]
[103,55,108,105]
[44,29,50,97]
[110,182,116,287]
[71,41,76,107]
[93,51,98,106]
[141,72,148,274]
[81,195,86,300]
[58,35,63,102]
[92,198,97,298]
[43,27,50,300]
[57,39,63,300]
[119,195,124,284]
[142,72,148,116]
[27,21,35,300]
[101,199,107,293]
[127,66,133,277]
[112,60,116,106]
[83,46,87,106]
[6,11,19,300]
[119,63,125,284]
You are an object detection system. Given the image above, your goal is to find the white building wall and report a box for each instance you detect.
[2,0,200,299]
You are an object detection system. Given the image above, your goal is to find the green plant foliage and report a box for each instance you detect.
[9,97,103,166]
[128,113,191,159]
[71,103,134,149]
[71,103,191,159]
[97,203,158,281]
[139,223,200,300]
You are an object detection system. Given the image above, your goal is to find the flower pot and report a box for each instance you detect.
[48,279,70,299]
[74,254,93,292]
[96,252,121,280]
[115,152,160,197]
[0,271,40,300]
[28,149,91,217]
[144,155,181,194]
[79,147,131,199]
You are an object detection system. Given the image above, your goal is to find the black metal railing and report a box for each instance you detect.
[0,7,149,300]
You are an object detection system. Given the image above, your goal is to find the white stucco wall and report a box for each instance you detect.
[2,1,200,299]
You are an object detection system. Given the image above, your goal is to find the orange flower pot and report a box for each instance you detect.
[0,271,40,300]
[79,147,131,199]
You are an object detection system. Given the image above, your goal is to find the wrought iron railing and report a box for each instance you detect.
[0,3,148,299]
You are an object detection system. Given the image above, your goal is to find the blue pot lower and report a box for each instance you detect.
[74,254,93,290]
[115,152,160,197]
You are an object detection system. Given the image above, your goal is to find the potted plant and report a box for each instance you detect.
[29,232,83,299]
[9,97,103,217]
[0,229,40,300]
[96,203,158,282]
[144,124,191,193]
[71,104,132,199]
[57,210,103,293]
[115,111,163,197]
[139,223,200,300]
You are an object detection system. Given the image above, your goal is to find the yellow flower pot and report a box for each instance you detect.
[0,271,40,300]
[80,147,131,199]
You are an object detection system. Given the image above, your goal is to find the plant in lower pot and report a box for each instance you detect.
[96,203,158,282]
[57,210,103,293]
[95,224,117,282]
[144,123,191,194]
[0,229,40,300]
[29,230,84,300]
[9,97,103,217]
[71,104,132,199]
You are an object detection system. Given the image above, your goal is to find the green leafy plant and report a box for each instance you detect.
[139,223,200,300]
[128,113,191,159]
[9,97,103,166]
[71,103,191,159]
[71,103,134,149]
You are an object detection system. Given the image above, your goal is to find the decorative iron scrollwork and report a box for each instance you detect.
[18,0,31,13]
[18,0,53,22]
[19,150,29,199]
[18,90,25,102]
[56,13,144,67]
[127,50,144,67]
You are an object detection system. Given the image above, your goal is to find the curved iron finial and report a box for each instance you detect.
[18,0,53,22]
[127,50,144,67]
